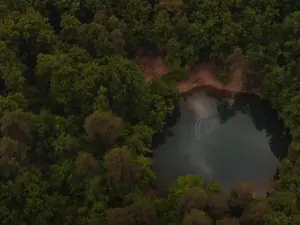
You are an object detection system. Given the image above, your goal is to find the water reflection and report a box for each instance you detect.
[153,90,290,194]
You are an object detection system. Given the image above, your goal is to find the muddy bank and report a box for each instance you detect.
[176,65,260,96]
[136,50,260,96]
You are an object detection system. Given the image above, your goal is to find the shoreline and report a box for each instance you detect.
[175,67,260,96]
[136,53,260,97]
[177,83,260,97]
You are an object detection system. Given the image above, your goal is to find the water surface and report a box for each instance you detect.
[153,90,289,194]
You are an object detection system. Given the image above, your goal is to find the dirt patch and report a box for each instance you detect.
[136,48,168,82]
[136,49,259,96]
[177,66,259,95]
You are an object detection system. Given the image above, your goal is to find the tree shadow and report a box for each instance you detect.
[202,89,290,160]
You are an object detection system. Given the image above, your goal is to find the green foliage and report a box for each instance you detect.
[162,68,189,83]
[1,8,57,65]
[123,124,154,155]
[0,93,28,117]
[268,191,298,216]
[169,174,205,198]
[205,180,222,193]
[264,211,291,225]
[0,41,25,92]
[240,201,270,225]
[1,1,300,225]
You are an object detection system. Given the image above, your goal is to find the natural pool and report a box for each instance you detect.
[153,89,290,195]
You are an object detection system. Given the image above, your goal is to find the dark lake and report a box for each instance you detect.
[153,89,290,195]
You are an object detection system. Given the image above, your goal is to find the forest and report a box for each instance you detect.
[1,0,300,224]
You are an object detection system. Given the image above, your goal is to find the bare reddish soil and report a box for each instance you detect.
[136,48,168,82]
[136,49,259,96]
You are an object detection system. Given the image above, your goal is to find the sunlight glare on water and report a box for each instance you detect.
[153,91,289,194]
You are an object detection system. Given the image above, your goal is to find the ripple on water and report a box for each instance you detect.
[153,90,290,195]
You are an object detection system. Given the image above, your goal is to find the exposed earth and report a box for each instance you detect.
[136,48,260,95]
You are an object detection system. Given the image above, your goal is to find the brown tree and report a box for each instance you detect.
[207,194,229,220]
[182,209,211,225]
[216,217,240,225]
[0,137,28,179]
[178,187,209,217]
[240,201,270,225]
[84,111,124,145]
[75,151,100,177]
[228,182,254,212]
[1,111,36,144]
[129,200,158,225]
[94,10,106,24]
[104,148,140,190]
[106,207,134,225]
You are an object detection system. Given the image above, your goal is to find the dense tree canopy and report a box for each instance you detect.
[1,0,300,224]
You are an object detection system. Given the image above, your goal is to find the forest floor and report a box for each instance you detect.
[136,50,260,96]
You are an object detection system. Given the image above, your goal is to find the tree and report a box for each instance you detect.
[1,111,36,144]
[104,148,140,191]
[169,174,205,198]
[264,212,291,225]
[216,218,240,225]
[0,137,28,179]
[0,169,67,225]
[76,22,114,58]
[240,201,270,225]
[48,159,75,191]
[104,0,152,54]
[129,200,158,225]
[291,215,300,225]
[267,191,299,216]
[0,93,28,117]
[165,38,182,67]
[152,10,173,49]
[205,180,222,193]
[178,187,209,217]
[84,201,107,225]
[100,56,150,123]
[83,175,108,205]
[54,0,80,15]
[0,41,25,92]
[36,49,102,113]
[94,10,106,24]
[84,111,124,145]
[124,124,155,155]
[75,151,100,178]
[60,14,81,44]
[135,155,156,187]
[93,86,110,111]
[106,207,134,225]
[182,209,212,225]
[148,78,179,130]
[228,182,254,214]
[109,29,126,55]
[1,9,57,66]
[2,0,46,13]
[2,1,300,224]
[206,194,228,220]
[52,133,80,160]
